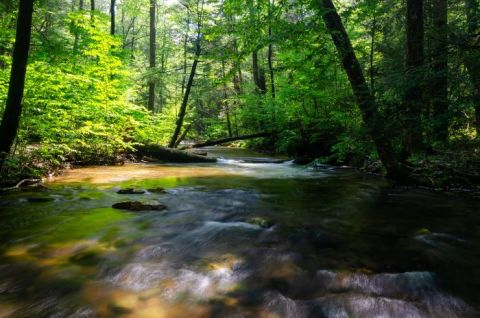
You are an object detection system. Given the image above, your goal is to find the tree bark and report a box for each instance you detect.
[110,0,116,35]
[369,12,376,94]
[90,0,95,22]
[181,13,190,97]
[403,0,425,153]
[252,50,267,94]
[222,59,233,137]
[192,132,273,148]
[430,0,448,143]
[173,124,192,148]
[465,0,480,138]
[267,0,275,98]
[148,0,156,111]
[319,0,407,181]
[73,0,83,53]
[136,144,216,163]
[0,0,34,172]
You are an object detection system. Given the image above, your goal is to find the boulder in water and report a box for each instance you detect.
[147,187,167,194]
[117,188,146,195]
[112,201,166,211]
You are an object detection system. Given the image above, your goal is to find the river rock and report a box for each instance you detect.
[112,201,166,211]
[27,197,55,203]
[147,187,167,194]
[117,188,146,195]
[247,217,274,229]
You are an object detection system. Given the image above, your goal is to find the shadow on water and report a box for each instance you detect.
[0,149,479,317]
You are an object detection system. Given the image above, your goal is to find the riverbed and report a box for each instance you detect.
[0,147,478,317]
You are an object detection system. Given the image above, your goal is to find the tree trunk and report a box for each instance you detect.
[192,132,273,148]
[90,0,95,22]
[369,12,376,93]
[173,124,192,148]
[222,59,233,137]
[148,0,156,112]
[252,50,266,94]
[319,0,407,181]
[181,14,190,97]
[136,144,216,163]
[110,0,116,35]
[430,0,448,143]
[267,0,275,98]
[465,0,480,138]
[169,31,201,148]
[73,0,83,53]
[131,18,135,58]
[0,0,34,172]
[403,0,425,153]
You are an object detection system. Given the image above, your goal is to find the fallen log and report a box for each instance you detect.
[0,178,40,193]
[192,132,274,148]
[135,144,216,163]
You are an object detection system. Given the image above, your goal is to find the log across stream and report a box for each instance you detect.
[0,147,478,317]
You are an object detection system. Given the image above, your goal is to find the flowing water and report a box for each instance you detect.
[0,147,479,318]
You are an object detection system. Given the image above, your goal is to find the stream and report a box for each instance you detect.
[0,147,479,317]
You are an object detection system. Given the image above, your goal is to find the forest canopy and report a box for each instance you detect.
[0,0,479,185]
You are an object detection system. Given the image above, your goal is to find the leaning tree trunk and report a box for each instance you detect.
[148,0,156,111]
[0,0,34,172]
[169,31,201,148]
[403,0,425,154]
[110,0,116,35]
[319,0,407,182]
[430,0,448,143]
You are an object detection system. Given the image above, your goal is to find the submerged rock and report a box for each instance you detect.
[147,187,167,194]
[247,217,274,229]
[27,197,55,203]
[112,201,166,211]
[117,188,146,195]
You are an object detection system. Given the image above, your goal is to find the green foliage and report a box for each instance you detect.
[1,0,480,183]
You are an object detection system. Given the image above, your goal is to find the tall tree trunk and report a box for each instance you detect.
[73,0,84,53]
[403,0,425,153]
[369,12,376,94]
[267,0,275,98]
[430,0,448,143]
[90,0,95,22]
[232,37,243,94]
[110,0,116,35]
[465,0,480,138]
[181,14,190,97]
[148,0,156,112]
[131,18,135,58]
[319,0,407,181]
[252,50,266,94]
[0,0,34,172]
[169,31,201,148]
[222,59,233,137]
